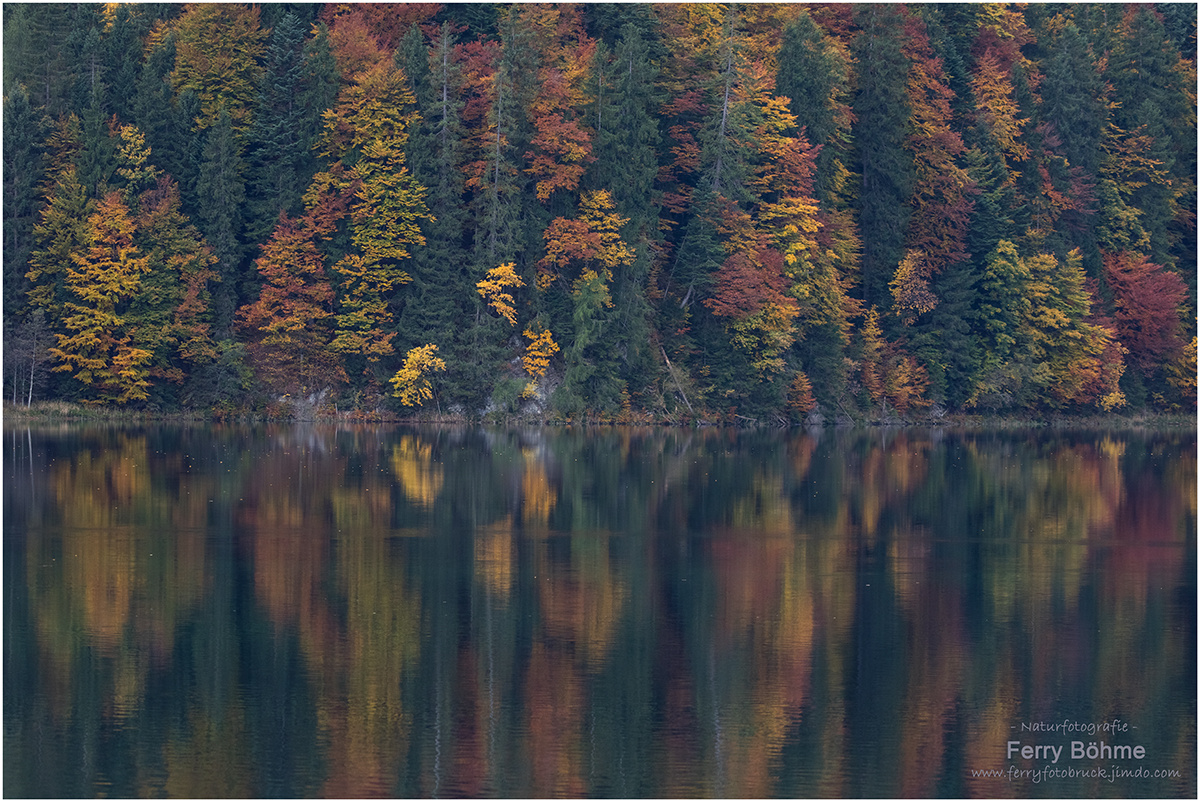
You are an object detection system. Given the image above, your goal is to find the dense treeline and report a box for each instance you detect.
[4,3,1196,421]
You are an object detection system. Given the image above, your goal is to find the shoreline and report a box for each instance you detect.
[3,400,1196,431]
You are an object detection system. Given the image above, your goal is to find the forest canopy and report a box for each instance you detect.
[4,3,1196,421]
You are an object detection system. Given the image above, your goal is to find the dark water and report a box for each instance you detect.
[3,423,1195,798]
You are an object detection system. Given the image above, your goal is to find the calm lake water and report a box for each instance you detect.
[3,423,1195,798]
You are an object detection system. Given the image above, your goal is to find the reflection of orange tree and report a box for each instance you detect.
[854,433,931,539]
[708,535,796,797]
[650,436,859,796]
[892,544,969,797]
[703,530,862,797]
[525,534,629,795]
[535,535,628,670]
[440,644,489,797]
[525,640,587,797]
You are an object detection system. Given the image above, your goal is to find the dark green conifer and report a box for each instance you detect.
[3,84,47,319]
[851,4,913,312]
[245,12,330,246]
[194,107,247,334]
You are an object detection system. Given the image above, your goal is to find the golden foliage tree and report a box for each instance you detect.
[890,250,938,325]
[50,192,153,404]
[308,60,431,364]
[169,3,268,132]
[389,343,446,406]
[476,262,525,326]
[522,323,560,397]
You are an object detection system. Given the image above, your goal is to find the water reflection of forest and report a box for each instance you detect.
[5,425,1196,798]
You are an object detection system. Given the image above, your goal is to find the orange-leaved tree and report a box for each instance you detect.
[519,4,595,202]
[857,306,930,416]
[1102,250,1188,376]
[704,234,801,379]
[236,210,345,395]
[538,189,633,292]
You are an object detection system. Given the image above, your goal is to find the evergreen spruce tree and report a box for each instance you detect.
[5,4,85,116]
[396,24,482,411]
[3,84,47,320]
[132,31,176,174]
[100,4,149,124]
[245,12,329,246]
[194,107,248,335]
[27,115,91,328]
[1036,22,1105,268]
[1107,6,1195,276]
[851,4,913,313]
[164,88,205,216]
[588,22,663,402]
[471,11,532,272]
[66,15,106,117]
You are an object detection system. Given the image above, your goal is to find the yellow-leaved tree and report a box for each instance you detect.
[476,262,525,326]
[305,59,431,368]
[521,324,560,398]
[390,344,446,407]
[50,192,153,404]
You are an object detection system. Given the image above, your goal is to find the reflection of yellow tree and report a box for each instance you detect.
[30,433,208,727]
[966,438,1122,628]
[521,448,556,526]
[804,536,858,797]
[475,520,514,599]
[856,435,930,538]
[729,471,793,535]
[320,533,422,797]
[391,435,444,508]
[329,482,394,532]
[238,429,422,796]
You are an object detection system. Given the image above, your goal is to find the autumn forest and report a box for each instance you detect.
[4,3,1197,421]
